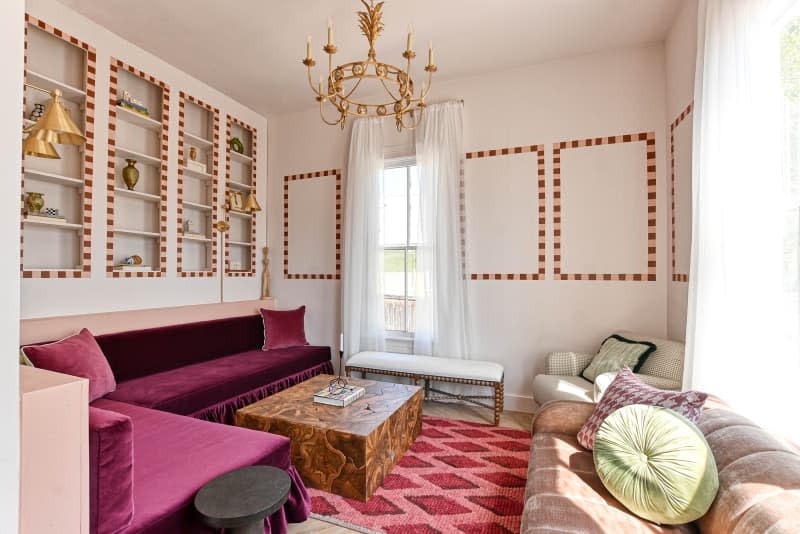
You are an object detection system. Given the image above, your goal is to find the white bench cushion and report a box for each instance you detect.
[347,351,504,383]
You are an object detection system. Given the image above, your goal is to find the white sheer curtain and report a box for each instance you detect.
[686,0,800,443]
[413,101,471,359]
[342,118,385,359]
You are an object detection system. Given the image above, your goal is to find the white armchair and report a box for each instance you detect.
[532,331,685,406]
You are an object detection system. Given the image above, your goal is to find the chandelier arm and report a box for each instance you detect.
[340,76,365,101]
[319,100,344,126]
[398,108,424,130]
[378,77,402,102]
[306,66,322,97]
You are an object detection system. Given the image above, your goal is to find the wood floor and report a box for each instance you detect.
[287,401,533,534]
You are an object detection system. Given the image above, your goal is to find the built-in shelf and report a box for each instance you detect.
[229,210,252,219]
[231,151,252,164]
[185,132,213,148]
[183,166,213,180]
[23,218,82,230]
[115,106,161,131]
[25,69,86,103]
[115,228,160,238]
[26,268,82,272]
[183,201,213,211]
[114,187,160,202]
[183,234,212,243]
[24,169,83,187]
[116,146,162,167]
[228,181,251,191]
[228,240,252,247]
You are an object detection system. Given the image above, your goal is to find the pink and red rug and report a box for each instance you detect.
[309,416,531,534]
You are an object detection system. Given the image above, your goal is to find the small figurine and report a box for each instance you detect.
[189,146,197,161]
[28,103,45,122]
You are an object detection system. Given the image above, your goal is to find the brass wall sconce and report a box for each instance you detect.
[22,84,86,159]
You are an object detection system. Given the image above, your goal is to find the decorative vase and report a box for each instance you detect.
[122,159,139,190]
[25,192,44,213]
[189,146,197,161]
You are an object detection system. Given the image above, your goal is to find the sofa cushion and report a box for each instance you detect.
[522,431,694,533]
[23,328,116,402]
[89,406,134,534]
[617,330,685,383]
[594,404,718,525]
[532,374,594,405]
[261,306,309,350]
[91,399,304,534]
[95,315,265,382]
[105,345,331,416]
[578,368,707,450]
[581,334,656,383]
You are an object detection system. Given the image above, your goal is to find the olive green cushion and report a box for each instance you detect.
[593,404,719,525]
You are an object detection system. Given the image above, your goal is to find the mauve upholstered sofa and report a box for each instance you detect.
[521,399,800,533]
[51,314,332,534]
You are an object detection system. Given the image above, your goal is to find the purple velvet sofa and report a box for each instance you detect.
[84,314,333,534]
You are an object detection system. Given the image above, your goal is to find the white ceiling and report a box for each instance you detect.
[56,0,683,116]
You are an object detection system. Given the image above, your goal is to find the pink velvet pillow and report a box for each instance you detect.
[22,328,117,402]
[577,368,707,450]
[260,306,309,350]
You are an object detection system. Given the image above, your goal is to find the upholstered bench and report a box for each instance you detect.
[345,351,505,425]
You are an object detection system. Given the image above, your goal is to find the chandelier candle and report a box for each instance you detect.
[302,0,437,131]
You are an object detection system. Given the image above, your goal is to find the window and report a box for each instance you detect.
[380,159,419,334]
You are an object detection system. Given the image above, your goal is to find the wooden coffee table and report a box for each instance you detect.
[235,374,422,501]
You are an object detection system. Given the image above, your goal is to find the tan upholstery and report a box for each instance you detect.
[522,400,800,534]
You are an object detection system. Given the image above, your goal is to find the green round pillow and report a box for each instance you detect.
[593,404,719,525]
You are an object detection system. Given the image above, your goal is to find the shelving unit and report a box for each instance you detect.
[21,15,96,278]
[107,58,170,277]
[177,92,220,277]
[224,115,258,277]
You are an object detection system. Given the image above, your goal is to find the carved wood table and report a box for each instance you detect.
[235,374,423,501]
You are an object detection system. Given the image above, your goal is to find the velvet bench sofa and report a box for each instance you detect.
[39,314,333,534]
[522,400,800,533]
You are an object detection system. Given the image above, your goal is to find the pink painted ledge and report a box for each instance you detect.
[20,298,276,345]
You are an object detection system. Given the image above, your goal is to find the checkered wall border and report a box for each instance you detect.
[553,132,657,281]
[21,15,95,279]
[464,145,546,280]
[107,58,169,278]
[177,93,220,277]
[224,115,257,277]
[670,103,693,283]
[283,169,342,280]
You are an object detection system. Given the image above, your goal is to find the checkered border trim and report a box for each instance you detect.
[225,115,257,277]
[107,58,169,278]
[177,92,220,277]
[553,132,657,281]
[670,103,693,283]
[283,169,342,280]
[21,15,95,279]
[465,145,546,280]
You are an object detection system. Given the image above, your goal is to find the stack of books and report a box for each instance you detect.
[25,212,67,224]
[313,384,366,407]
[114,265,152,272]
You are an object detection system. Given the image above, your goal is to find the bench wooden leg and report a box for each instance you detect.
[494,382,504,426]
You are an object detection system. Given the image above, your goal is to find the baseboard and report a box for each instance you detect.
[504,393,536,414]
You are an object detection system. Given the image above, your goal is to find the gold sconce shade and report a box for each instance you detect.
[22,86,87,159]
[243,191,262,213]
[22,136,60,159]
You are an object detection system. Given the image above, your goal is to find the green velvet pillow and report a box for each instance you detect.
[581,334,656,383]
[593,404,719,525]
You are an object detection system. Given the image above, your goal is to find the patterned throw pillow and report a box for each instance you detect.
[581,334,656,383]
[577,368,707,450]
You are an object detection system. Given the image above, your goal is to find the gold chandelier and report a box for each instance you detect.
[302,0,436,132]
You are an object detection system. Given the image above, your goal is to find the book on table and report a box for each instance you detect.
[313,384,366,407]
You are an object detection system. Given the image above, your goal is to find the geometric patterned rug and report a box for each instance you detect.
[309,416,531,534]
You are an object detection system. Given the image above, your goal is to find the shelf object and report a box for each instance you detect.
[225,115,258,277]
[21,14,96,279]
[107,58,169,277]
[178,92,220,277]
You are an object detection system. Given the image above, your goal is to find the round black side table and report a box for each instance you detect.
[194,465,291,534]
